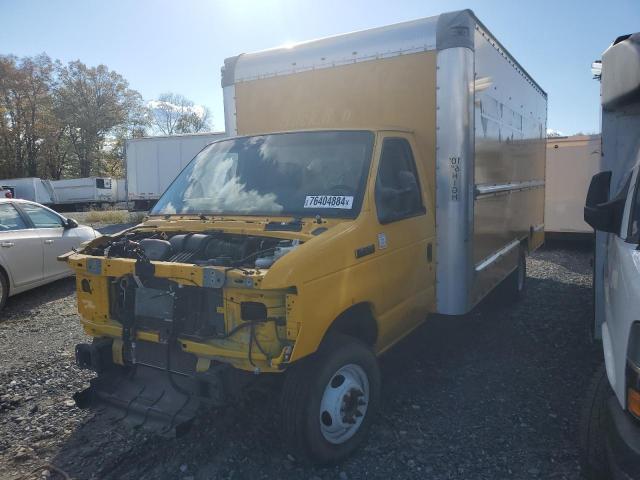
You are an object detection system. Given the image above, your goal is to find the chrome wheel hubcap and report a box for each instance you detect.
[319,364,369,444]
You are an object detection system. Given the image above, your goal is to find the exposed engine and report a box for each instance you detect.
[86,231,300,269]
[81,230,299,342]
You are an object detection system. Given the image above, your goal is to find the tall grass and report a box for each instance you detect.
[71,209,146,225]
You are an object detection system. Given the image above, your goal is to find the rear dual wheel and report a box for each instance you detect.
[280,334,380,464]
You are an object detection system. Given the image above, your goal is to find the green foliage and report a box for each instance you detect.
[0,53,148,179]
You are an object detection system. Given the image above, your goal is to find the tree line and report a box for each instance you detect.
[0,53,211,180]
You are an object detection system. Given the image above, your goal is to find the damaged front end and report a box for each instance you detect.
[65,224,302,434]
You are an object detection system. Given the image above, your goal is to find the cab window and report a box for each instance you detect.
[21,204,63,228]
[0,204,27,231]
[375,138,424,224]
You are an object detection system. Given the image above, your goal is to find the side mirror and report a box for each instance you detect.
[65,218,79,229]
[584,171,625,233]
[585,171,611,208]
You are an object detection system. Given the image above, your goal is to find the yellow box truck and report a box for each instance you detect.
[64,9,546,463]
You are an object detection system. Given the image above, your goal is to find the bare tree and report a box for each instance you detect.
[148,92,211,135]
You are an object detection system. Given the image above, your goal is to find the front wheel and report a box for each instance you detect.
[280,334,380,464]
[579,365,612,479]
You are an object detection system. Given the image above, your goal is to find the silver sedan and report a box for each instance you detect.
[0,199,100,310]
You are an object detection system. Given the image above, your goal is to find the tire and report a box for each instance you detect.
[280,333,381,464]
[505,248,527,302]
[0,270,7,312]
[579,364,612,480]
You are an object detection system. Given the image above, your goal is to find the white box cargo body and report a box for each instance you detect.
[125,132,226,209]
[545,135,602,234]
[50,177,117,207]
[221,9,547,314]
[0,177,56,204]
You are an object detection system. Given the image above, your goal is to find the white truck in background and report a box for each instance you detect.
[545,135,601,237]
[125,132,226,210]
[0,176,125,211]
[580,32,640,480]
[0,177,57,205]
[49,177,118,211]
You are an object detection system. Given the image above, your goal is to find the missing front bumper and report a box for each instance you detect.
[74,339,236,436]
[74,365,206,436]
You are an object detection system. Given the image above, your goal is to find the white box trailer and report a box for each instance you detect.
[545,134,602,235]
[125,132,226,210]
[50,177,117,210]
[222,9,547,314]
[0,177,56,204]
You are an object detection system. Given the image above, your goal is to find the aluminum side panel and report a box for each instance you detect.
[229,16,438,84]
[474,186,545,264]
[470,25,547,307]
[223,85,237,136]
[435,47,475,315]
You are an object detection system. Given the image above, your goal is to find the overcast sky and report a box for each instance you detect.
[1,0,638,135]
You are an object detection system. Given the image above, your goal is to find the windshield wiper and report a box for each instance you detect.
[265,217,303,232]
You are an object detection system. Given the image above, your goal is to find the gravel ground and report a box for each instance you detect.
[0,243,601,480]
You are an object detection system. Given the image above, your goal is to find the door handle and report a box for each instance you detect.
[44,239,54,245]
[1,242,14,248]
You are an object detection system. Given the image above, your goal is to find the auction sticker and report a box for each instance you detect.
[304,195,354,209]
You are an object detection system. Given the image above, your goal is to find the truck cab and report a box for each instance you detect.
[581,31,640,480]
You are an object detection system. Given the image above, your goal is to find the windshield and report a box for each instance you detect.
[151,130,374,218]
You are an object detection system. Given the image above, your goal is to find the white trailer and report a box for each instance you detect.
[125,132,226,210]
[50,177,117,210]
[545,134,601,235]
[0,177,56,204]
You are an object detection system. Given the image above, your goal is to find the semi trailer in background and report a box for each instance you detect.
[545,134,601,236]
[0,177,57,205]
[49,177,119,211]
[580,31,640,480]
[125,132,226,210]
[0,176,125,210]
[66,9,546,463]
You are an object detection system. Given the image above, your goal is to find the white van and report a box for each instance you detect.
[581,31,640,480]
